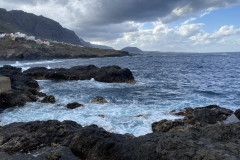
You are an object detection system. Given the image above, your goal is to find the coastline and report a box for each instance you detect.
[0,37,130,61]
[0,65,240,159]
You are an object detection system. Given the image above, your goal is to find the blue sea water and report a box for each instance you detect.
[0,52,240,136]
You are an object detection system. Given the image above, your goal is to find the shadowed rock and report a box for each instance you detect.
[0,65,42,110]
[65,102,84,109]
[235,109,240,120]
[153,105,233,132]
[0,117,240,160]
[23,65,136,83]
[41,95,56,104]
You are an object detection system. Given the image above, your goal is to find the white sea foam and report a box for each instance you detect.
[0,101,179,136]
[21,66,31,72]
[11,60,64,67]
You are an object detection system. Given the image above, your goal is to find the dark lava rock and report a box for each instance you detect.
[152,119,185,132]
[0,65,44,110]
[37,92,47,97]
[0,120,81,153]
[1,119,240,160]
[152,105,233,133]
[0,91,26,110]
[23,65,136,83]
[45,151,62,160]
[183,105,233,125]
[41,95,56,104]
[65,102,84,109]
[0,145,79,160]
[235,109,240,120]
[91,96,108,104]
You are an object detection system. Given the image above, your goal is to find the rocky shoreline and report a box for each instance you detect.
[0,65,135,111]
[0,65,240,159]
[0,106,239,160]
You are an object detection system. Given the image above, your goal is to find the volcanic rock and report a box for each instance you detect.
[0,110,240,160]
[41,95,56,104]
[152,119,185,132]
[152,105,233,132]
[91,96,108,104]
[65,102,84,109]
[0,120,81,153]
[23,65,136,83]
[235,109,240,120]
[0,65,43,110]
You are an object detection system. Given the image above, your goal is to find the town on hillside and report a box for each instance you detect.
[0,32,83,47]
[0,32,50,46]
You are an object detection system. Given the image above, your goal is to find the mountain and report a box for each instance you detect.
[0,8,83,45]
[0,8,113,49]
[121,47,144,54]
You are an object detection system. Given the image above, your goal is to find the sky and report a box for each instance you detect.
[0,0,240,52]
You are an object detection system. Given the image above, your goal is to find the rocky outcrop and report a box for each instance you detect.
[91,96,108,104]
[0,117,240,159]
[235,109,240,120]
[0,120,81,153]
[41,95,56,104]
[152,105,233,132]
[0,65,53,111]
[0,65,39,110]
[65,102,84,109]
[24,65,135,83]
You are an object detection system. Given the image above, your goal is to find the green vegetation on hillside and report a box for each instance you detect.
[0,37,129,60]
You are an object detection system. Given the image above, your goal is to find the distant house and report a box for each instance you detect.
[43,41,50,46]
[26,36,35,41]
[36,39,44,44]
[5,33,11,37]
[0,33,6,38]
[15,32,26,38]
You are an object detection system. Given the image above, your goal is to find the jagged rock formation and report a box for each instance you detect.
[0,105,240,159]
[0,66,53,111]
[152,105,234,132]
[23,65,136,83]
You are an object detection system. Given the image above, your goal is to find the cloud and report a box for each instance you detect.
[183,17,197,25]
[210,25,240,38]
[0,0,240,51]
[199,8,215,17]
[98,22,240,52]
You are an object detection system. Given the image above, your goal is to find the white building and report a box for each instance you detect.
[26,36,35,41]
[0,33,6,38]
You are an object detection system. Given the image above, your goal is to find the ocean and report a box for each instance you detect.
[0,52,240,136]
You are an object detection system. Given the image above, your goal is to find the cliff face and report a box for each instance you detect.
[0,8,82,45]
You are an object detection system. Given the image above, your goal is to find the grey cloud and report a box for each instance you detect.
[0,0,240,43]
[74,0,240,25]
